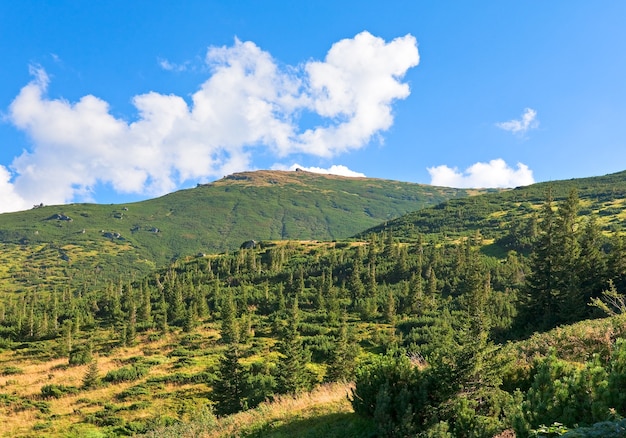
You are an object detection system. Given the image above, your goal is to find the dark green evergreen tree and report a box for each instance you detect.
[211,342,248,416]
[609,234,626,292]
[408,273,425,316]
[220,289,238,344]
[555,190,583,323]
[348,256,365,308]
[577,216,607,303]
[522,192,560,330]
[183,300,198,333]
[82,360,100,389]
[138,280,152,326]
[325,314,358,382]
[384,289,396,324]
[275,297,311,395]
[126,302,137,346]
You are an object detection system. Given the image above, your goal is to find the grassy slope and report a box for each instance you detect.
[3,314,620,438]
[3,169,626,436]
[358,169,626,249]
[142,382,375,438]
[0,170,476,293]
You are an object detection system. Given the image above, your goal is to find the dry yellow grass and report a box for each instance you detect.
[203,382,354,438]
[0,326,231,437]
[0,349,138,436]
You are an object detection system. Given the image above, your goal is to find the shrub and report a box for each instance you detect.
[40,384,79,399]
[604,339,626,416]
[521,353,612,431]
[116,384,151,401]
[351,351,427,437]
[0,365,23,376]
[103,364,149,383]
[84,405,125,427]
[69,345,92,366]
[562,419,626,437]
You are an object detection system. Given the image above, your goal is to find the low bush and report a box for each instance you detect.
[103,364,150,383]
[69,345,92,366]
[0,365,23,375]
[351,351,426,437]
[562,419,626,437]
[115,384,152,401]
[40,384,79,399]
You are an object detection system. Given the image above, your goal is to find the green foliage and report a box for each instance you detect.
[604,338,626,415]
[103,363,150,383]
[351,351,424,438]
[41,384,80,398]
[211,342,249,416]
[531,422,569,437]
[325,316,359,382]
[0,170,472,293]
[521,353,605,429]
[0,365,23,375]
[82,360,100,389]
[561,419,626,437]
[6,169,626,436]
[516,341,626,434]
[69,343,93,365]
[0,393,51,413]
[589,281,626,317]
[275,298,313,395]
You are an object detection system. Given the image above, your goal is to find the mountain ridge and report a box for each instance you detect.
[0,169,479,292]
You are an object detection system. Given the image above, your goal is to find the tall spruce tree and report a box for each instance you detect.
[609,234,626,292]
[212,342,248,416]
[82,360,100,389]
[555,190,583,323]
[220,289,238,344]
[577,216,607,303]
[325,313,358,382]
[275,297,310,395]
[523,191,560,330]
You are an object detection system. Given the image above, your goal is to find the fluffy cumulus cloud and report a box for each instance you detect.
[496,108,539,135]
[0,165,29,212]
[1,32,418,213]
[273,163,366,177]
[427,159,534,188]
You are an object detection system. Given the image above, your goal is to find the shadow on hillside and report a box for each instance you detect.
[241,411,377,438]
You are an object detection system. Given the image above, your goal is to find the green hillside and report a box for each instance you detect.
[4,170,626,437]
[0,170,477,292]
[358,169,626,250]
[2,207,626,436]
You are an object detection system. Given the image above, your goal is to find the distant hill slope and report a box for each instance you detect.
[358,169,626,251]
[0,170,478,291]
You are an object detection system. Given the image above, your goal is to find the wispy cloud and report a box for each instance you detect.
[496,108,539,135]
[2,32,418,213]
[158,58,190,72]
[273,163,366,177]
[427,159,534,188]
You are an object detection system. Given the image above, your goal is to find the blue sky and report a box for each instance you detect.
[1,1,625,212]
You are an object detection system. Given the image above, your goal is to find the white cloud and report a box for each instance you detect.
[3,32,418,213]
[0,165,29,212]
[273,163,366,177]
[158,58,189,72]
[427,159,534,188]
[296,32,419,156]
[496,108,539,135]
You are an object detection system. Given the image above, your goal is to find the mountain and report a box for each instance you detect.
[0,170,479,292]
[3,170,626,437]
